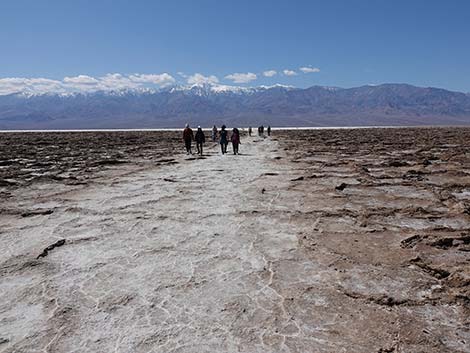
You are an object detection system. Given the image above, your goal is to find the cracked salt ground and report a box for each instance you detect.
[1,129,470,353]
[1,138,305,353]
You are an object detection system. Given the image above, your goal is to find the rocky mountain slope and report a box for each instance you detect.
[1,83,470,129]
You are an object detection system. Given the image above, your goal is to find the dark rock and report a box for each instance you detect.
[400,234,427,249]
[21,209,54,217]
[409,256,450,279]
[377,348,395,353]
[0,160,15,166]
[422,159,432,166]
[95,159,128,166]
[37,239,66,259]
[403,170,426,181]
[388,160,409,167]
[290,176,304,181]
[0,179,17,187]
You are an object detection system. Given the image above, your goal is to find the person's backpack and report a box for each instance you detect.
[221,130,227,141]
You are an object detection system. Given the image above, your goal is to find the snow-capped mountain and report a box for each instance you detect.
[1,83,470,129]
[168,83,296,97]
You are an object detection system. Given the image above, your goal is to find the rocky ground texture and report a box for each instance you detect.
[0,128,469,353]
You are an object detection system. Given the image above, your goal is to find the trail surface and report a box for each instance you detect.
[1,135,468,353]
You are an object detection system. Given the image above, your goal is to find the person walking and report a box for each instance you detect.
[219,125,228,154]
[231,128,240,155]
[195,126,206,155]
[211,125,218,142]
[248,126,252,136]
[183,123,194,154]
[267,125,271,136]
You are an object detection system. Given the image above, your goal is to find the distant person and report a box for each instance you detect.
[261,125,264,135]
[231,128,240,155]
[267,126,271,136]
[219,125,228,154]
[195,126,206,155]
[182,123,194,154]
[248,126,252,136]
[258,126,261,136]
[212,125,218,142]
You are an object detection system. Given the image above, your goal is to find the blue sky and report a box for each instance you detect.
[1,0,470,93]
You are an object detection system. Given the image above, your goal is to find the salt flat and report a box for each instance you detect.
[0,129,469,353]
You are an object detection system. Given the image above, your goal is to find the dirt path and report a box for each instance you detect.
[1,134,468,353]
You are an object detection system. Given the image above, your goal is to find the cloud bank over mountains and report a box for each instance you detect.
[0,73,176,96]
[0,66,320,96]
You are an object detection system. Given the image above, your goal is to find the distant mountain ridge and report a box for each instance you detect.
[1,83,470,129]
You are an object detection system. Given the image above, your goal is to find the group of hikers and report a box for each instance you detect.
[182,124,271,155]
[248,125,271,137]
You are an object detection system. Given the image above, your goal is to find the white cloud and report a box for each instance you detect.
[262,70,277,77]
[0,78,28,95]
[28,78,65,94]
[63,75,99,84]
[96,73,137,90]
[224,72,257,84]
[299,67,320,73]
[0,77,65,95]
[283,69,297,76]
[187,73,219,85]
[129,73,175,86]
[62,75,100,92]
[0,73,177,95]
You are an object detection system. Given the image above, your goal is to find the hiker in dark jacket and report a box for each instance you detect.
[219,125,228,154]
[231,128,240,155]
[183,123,194,154]
[248,126,252,136]
[195,126,206,155]
[267,126,271,136]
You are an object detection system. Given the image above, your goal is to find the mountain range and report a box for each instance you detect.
[1,83,470,129]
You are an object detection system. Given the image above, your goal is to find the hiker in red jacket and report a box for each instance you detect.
[231,127,241,155]
[183,123,194,154]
